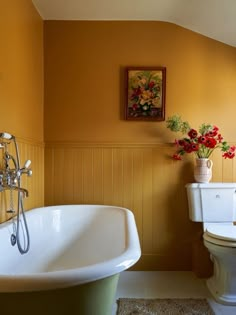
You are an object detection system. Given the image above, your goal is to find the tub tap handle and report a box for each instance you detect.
[24,160,31,169]
[17,160,32,177]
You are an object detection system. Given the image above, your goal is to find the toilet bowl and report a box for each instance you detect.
[203,225,236,305]
[186,183,236,305]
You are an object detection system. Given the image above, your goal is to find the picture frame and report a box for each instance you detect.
[125,67,166,121]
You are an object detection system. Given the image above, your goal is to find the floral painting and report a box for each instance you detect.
[125,67,166,121]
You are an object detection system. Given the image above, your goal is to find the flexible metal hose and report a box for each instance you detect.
[14,138,30,254]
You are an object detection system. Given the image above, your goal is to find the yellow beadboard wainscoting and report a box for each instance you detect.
[45,141,236,270]
[0,138,44,224]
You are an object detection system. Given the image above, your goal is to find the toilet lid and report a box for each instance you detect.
[205,225,236,242]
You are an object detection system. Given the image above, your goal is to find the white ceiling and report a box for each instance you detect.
[32,0,236,47]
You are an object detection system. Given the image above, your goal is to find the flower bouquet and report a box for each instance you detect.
[128,70,163,118]
[166,114,235,160]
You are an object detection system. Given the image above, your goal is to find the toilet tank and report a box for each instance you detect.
[186,183,236,222]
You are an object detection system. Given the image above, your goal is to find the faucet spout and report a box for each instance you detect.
[0,186,29,198]
[14,186,29,198]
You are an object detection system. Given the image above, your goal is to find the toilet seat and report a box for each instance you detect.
[203,225,236,247]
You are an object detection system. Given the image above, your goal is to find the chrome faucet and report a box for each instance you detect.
[0,132,32,254]
[0,148,31,197]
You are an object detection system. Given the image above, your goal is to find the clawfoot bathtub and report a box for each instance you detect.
[0,205,141,315]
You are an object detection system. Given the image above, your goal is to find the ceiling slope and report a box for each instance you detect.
[32,0,236,47]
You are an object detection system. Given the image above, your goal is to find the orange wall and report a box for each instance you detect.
[0,1,44,222]
[0,0,44,141]
[44,21,236,143]
[44,21,236,271]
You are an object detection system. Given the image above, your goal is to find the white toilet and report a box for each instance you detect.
[186,182,236,305]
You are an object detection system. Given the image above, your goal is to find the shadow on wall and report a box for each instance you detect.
[119,66,125,121]
[165,161,200,268]
[166,160,213,276]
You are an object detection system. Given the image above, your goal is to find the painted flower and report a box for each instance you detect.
[140,78,147,85]
[142,105,149,111]
[132,104,138,110]
[149,81,155,88]
[166,115,235,160]
[141,90,153,101]
[152,97,161,107]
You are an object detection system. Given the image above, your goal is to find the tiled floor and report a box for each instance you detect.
[113,271,236,315]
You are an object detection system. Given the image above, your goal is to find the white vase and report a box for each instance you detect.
[194,158,213,183]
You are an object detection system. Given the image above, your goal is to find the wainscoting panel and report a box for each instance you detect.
[45,142,235,270]
[0,138,44,223]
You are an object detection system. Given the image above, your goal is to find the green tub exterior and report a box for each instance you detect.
[0,273,119,315]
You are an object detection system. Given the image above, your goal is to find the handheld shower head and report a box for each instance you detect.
[0,132,14,140]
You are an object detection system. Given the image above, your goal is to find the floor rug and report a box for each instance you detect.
[116,298,215,315]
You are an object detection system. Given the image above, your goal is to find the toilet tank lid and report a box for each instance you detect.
[186,182,236,189]
[206,225,236,242]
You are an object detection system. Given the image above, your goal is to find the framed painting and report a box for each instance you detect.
[125,67,166,121]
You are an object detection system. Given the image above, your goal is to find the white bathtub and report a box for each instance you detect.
[0,205,141,293]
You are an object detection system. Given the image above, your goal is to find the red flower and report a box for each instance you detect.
[178,139,186,146]
[217,134,223,142]
[183,143,193,153]
[188,129,198,139]
[173,154,182,160]
[205,137,217,148]
[223,151,235,159]
[206,126,219,137]
[198,136,207,144]
[206,131,215,137]
[206,130,218,137]
[191,143,199,151]
[132,104,138,110]
[223,146,236,159]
